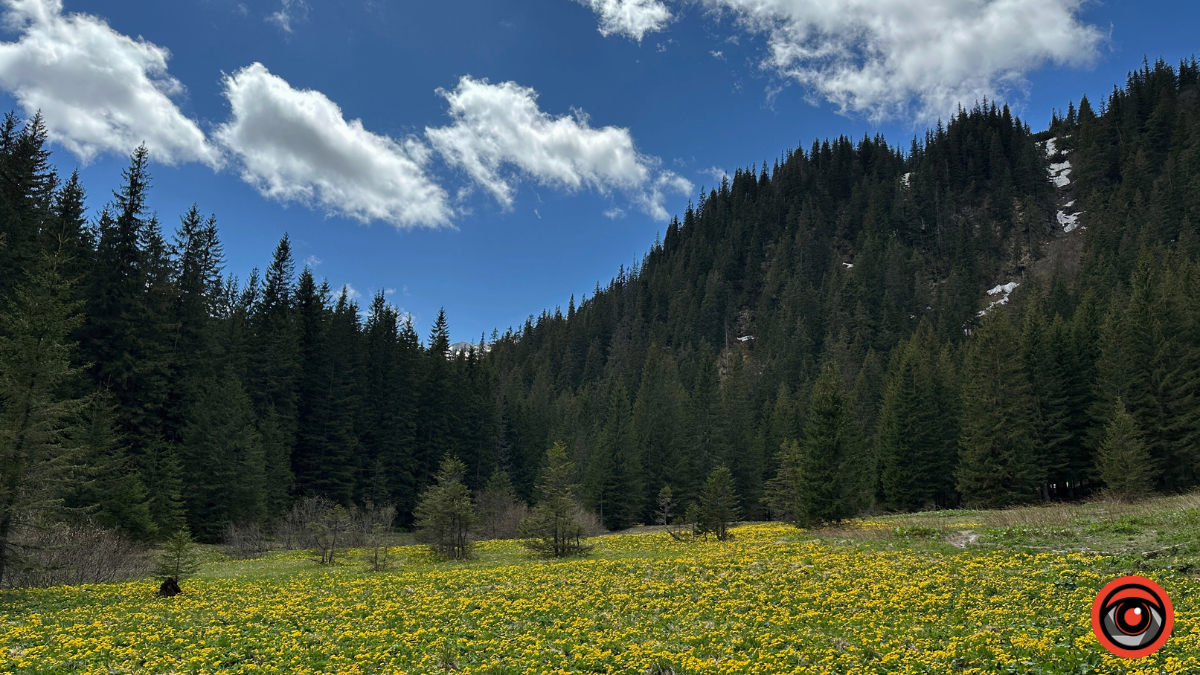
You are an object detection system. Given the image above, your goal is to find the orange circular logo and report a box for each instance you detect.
[1091,576,1173,658]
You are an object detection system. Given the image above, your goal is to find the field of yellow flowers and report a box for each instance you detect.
[1,518,1197,674]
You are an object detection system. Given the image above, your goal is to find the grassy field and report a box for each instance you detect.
[3,495,1200,675]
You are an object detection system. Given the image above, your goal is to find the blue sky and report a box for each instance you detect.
[0,0,1196,343]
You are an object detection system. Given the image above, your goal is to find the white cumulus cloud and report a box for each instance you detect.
[426,76,689,221]
[708,0,1103,120]
[215,63,452,229]
[574,0,672,41]
[0,0,219,165]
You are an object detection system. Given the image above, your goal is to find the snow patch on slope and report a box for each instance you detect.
[1057,209,1082,232]
[978,282,1019,316]
[1048,160,1072,187]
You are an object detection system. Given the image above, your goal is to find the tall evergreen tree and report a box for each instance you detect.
[683,345,721,501]
[876,325,958,510]
[179,371,266,540]
[0,252,85,582]
[0,113,56,305]
[631,345,684,520]
[80,147,181,533]
[417,309,456,488]
[292,278,359,503]
[68,393,155,540]
[956,311,1042,507]
[246,234,300,457]
[717,353,763,517]
[587,380,642,529]
[763,440,803,523]
[1020,294,1071,499]
[165,206,224,444]
[797,362,870,525]
[1096,398,1159,500]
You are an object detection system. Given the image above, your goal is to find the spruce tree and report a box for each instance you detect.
[518,441,591,557]
[684,345,720,501]
[246,234,300,460]
[165,206,224,446]
[474,469,524,540]
[68,393,155,540]
[654,484,677,527]
[0,252,86,582]
[292,275,359,502]
[81,147,182,533]
[1096,399,1159,500]
[587,380,642,530]
[696,465,739,541]
[877,336,932,511]
[1059,291,1102,497]
[388,316,423,522]
[179,371,266,540]
[797,362,870,525]
[155,528,200,582]
[323,289,363,501]
[955,311,1042,508]
[413,455,476,560]
[46,170,92,306]
[0,113,56,304]
[765,383,801,474]
[631,345,684,521]
[361,293,415,510]
[1020,294,1071,499]
[417,309,456,487]
[717,354,763,518]
[763,440,804,524]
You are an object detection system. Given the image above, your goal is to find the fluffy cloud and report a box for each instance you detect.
[0,0,218,165]
[702,0,1103,119]
[573,0,672,41]
[215,63,452,229]
[426,76,689,220]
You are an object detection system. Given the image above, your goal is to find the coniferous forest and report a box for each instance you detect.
[3,57,1200,576]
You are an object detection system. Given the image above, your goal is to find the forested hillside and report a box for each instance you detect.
[2,58,1198,566]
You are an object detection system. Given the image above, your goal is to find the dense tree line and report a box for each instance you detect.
[2,57,1199,578]
[487,57,1200,525]
[0,121,502,573]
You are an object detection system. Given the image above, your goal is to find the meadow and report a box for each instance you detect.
[3,495,1200,675]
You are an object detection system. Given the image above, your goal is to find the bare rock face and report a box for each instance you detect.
[158,577,182,597]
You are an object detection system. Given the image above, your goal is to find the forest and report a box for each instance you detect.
[2,56,1199,583]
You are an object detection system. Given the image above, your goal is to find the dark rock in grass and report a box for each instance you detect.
[158,577,182,597]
